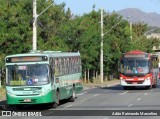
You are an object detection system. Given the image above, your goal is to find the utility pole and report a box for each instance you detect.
[100,8,104,83]
[32,0,53,51]
[130,22,132,40]
[33,0,37,50]
[100,8,130,84]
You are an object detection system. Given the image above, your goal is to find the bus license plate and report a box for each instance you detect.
[133,82,137,84]
[24,99,31,102]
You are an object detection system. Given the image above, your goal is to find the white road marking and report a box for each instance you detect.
[65,105,73,108]
[103,117,110,119]
[80,99,87,102]
[94,94,100,96]
[119,91,128,95]
[104,90,109,93]
[77,93,85,96]
[77,91,87,96]
[137,98,141,101]
[128,104,133,107]
[144,93,148,96]
[77,93,83,96]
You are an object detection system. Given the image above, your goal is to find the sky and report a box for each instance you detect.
[54,0,160,15]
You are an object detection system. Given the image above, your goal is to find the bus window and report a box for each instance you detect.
[49,58,54,83]
[6,64,49,86]
[136,60,149,73]
[122,59,134,73]
[54,58,59,76]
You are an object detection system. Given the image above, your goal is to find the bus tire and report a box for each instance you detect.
[53,91,60,108]
[146,85,152,89]
[69,87,76,102]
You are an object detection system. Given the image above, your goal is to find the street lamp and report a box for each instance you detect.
[133,29,155,44]
[100,8,130,83]
[33,0,54,50]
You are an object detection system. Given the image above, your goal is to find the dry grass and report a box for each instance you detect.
[0,87,6,100]
[83,78,120,87]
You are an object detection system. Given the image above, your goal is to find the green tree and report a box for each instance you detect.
[0,0,33,55]
[0,0,157,83]
[102,12,131,77]
[36,0,69,51]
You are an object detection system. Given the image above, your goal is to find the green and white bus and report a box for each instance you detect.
[5,50,83,108]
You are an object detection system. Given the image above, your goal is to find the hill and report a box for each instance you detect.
[118,8,160,27]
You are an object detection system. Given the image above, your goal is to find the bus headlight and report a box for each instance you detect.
[39,89,51,96]
[145,77,150,81]
[120,77,125,81]
[7,91,16,97]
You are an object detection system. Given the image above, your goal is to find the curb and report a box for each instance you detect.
[83,81,120,90]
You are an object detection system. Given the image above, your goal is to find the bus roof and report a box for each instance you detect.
[6,50,80,58]
[124,50,146,55]
[122,50,149,59]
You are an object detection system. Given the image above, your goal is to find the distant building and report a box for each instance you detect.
[150,33,160,51]
[147,33,160,39]
[153,46,160,51]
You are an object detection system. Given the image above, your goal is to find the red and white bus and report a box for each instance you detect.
[119,50,159,90]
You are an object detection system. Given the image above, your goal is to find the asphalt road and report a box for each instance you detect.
[1,80,160,119]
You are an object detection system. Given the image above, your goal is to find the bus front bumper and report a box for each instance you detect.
[120,79,151,86]
[6,91,56,105]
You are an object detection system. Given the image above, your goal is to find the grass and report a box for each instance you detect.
[0,87,6,100]
[83,78,120,87]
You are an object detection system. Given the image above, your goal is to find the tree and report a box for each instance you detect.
[102,12,131,77]
[0,0,33,55]
[0,1,157,83]
[36,0,70,51]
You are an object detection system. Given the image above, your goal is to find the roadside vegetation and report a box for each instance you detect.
[83,78,120,87]
[0,87,6,100]
[0,0,160,87]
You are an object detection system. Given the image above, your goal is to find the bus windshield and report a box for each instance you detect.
[6,64,49,86]
[120,59,149,74]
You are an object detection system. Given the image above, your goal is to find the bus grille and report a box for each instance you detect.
[13,87,42,91]
[16,94,39,96]
[126,81,143,84]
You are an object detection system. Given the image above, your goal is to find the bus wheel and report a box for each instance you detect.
[53,91,60,108]
[69,87,76,102]
[146,85,152,89]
